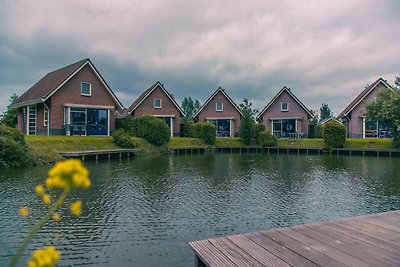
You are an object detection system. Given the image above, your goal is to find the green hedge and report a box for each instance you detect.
[192,122,216,144]
[0,126,33,169]
[132,115,170,146]
[323,121,346,151]
[112,130,135,148]
[115,116,135,134]
[257,131,277,147]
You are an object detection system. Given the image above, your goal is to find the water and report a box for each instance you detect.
[1,153,400,266]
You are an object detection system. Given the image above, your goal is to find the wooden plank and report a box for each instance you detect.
[294,224,398,266]
[245,232,319,267]
[262,229,347,267]
[190,240,237,267]
[325,222,400,256]
[307,223,400,265]
[276,227,372,267]
[208,237,264,267]
[227,234,292,267]
[358,213,400,232]
[336,218,400,245]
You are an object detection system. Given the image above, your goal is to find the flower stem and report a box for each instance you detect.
[8,189,70,267]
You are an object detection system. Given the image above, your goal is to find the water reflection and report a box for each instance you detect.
[1,154,400,266]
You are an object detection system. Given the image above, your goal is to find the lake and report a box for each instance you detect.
[1,153,400,266]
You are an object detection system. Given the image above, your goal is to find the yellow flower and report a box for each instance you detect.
[35,184,46,196]
[19,206,29,218]
[42,194,51,205]
[70,200,82,216]
[28,246,61,267]
[52,213,61,222]
[46,159,91,190]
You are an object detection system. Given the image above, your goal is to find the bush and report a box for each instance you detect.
[257,131,278,147]
[181,121,194,137]
[115,116,135,134]
[112,130,135,148]
[0,136,32,169]
[0,125,25,145]
[192,122,216,144]
[323,121,346,151]
[316,124,324,138]
[132,116,170,146]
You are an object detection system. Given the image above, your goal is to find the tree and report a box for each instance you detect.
[366,88,400,147]
[319,103,333,121]
[0,93,19,127]
[239,98,259,145]
[181,97,201,123]
[395,75,400,89]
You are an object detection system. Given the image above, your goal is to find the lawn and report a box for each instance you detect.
[345,138,393,150]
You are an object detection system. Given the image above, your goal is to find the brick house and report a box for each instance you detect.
[337,78,393,138]
[124,82,185,136]
[10,58,123,136]
[194,87,242,137]
[257,86,312,138]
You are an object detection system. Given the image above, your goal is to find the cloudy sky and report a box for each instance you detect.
[1,0,399,116]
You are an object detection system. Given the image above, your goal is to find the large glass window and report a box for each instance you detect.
[365,118,391,138]
[70,108,86,135]
[272,119,296,138]
[208,119,230,137]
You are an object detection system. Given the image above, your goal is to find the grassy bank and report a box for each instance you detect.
[25,136,397,165]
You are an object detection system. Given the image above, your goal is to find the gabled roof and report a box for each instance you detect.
[125,81,185,116]
[256,86,312,120]
[337,77,393,118]
[193,87,243,118]
[318,117,342,125]
[10,58,123,109]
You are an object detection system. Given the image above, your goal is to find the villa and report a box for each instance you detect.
[337,78,393,138]
[10,58,123,136]
[124,81,185,137]
[193,87,242,137]
[257,86,313,138]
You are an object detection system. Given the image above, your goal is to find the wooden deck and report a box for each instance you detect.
[60,149,137,161]
[190,210,400,267]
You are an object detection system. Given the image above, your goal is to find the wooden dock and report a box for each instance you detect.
[190,210,400,267]
[60,149,136,161]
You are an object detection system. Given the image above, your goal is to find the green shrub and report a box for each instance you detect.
[0,136,33,169]
[192,122,216,144]
[257,131,278,147]
[0,125,25,145]
[181,121,194,137]
[323,121,346,151]
[316,124,324,138]
[112,130,135,148]
[132,115,170,146]
[252,123,265,143]
[115,116,136,134]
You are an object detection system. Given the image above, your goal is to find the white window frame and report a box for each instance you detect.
[154,99,162,109]
[81,82,92,96]
[216,102,223,112]
[281,101,289,112]
[43,108,49,127]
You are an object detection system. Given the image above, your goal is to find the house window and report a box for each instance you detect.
[216,102,223,112]
[154,99,162,108]
[43,108,48,127]
[81,82,91,96]
[281,102,289,112]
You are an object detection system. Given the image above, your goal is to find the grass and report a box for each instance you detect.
[277,138,325,148]
[26,136,120,164]
[167,137,207,148]
[345,138,393,150]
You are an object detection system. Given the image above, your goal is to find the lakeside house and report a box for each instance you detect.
[123,82,185,137]
[318,117,342,125]
[337,78,393,138]
[10,58,123,136]
[193,87,242,137]
[257,86,313,138]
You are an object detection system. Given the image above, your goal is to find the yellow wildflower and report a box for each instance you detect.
[35,184,46,196]
[19,206,29,218]
[46,159,90,190]
[70,200,82,216]
[28,246,61,267]
[42,194,51,205]
[52,213,61,222]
